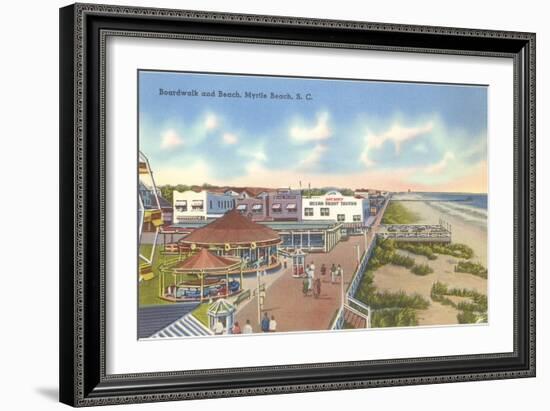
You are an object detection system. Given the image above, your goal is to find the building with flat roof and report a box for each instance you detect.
[301,190,370,234]
[259,220,342,253]
[173,190,236,222]
[235,189,302,222]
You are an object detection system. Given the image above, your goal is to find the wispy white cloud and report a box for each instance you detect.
[289,111,331,143]
[222,132,238,145]
[203,113,219,131]
[237,146,267,162]
[423,151,455,174]
[298,144,327,170]
[360,120,434,166]
[160,129,184,149]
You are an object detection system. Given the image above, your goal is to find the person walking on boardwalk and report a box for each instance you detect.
[313,277,321,298]
[320,263,327,277]
[302,266,310,296]
[269,315,277,332]
[261,312,270,332]
[243,319,253,334]
[302,276,309,296]
[308,264,315,291]
[337,264,344,283]
[232,321,242,334]
[330,263,337,284]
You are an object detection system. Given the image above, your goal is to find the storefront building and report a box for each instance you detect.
[261,221,342,253]
[173,190,236,222]
[235,189,302,222]
[301,190,370,235]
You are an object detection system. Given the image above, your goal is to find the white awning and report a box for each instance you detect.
[252,204,263,210]
[272,203,282,210]
[175,200,187,205]
[236,204,247,210]
[286,203,297,210]
[191,200,203,206]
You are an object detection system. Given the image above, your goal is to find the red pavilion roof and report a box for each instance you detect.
[174,248,240,272]
[179,209,281,246]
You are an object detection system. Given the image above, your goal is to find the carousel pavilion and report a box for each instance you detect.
[159,247,242,302]
[178,209,282,274]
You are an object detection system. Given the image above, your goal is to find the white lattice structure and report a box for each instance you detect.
[138,151,163,281]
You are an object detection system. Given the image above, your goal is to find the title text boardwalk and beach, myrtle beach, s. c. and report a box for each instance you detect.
[158,88,313,100]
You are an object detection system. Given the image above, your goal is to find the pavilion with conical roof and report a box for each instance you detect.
[178,209,282,274]
[158,247,242,302]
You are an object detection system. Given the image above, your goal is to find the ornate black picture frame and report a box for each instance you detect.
[59,3,535,407]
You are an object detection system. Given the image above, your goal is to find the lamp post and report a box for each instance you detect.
[340,265,345,311]
[256,261,261,327]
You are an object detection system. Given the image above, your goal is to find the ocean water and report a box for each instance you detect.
[416,192,487,210]
[394,192,488,227]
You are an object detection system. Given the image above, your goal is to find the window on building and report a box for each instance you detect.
[304,207,314,217]
[191,200,204,210]
[252,204,263,212]
[337,214,345,222]
[353,215,361,222]
[236,204,247,212]
[320,208,330,217]
[272,203,282,213]
[286,203,297,212]
[175,201,187,212]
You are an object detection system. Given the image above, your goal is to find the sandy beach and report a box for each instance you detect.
[372,199,488,326]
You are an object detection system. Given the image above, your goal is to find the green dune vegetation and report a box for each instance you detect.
[411,263,434,276]
[431,281,488,324]
[395,241,474,260]
[381,201,420,224]
[354,235,487,327]
[455,261,488,279]
[354,239,431,327]
[368,239,435,277]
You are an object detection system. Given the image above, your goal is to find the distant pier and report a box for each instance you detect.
[377,219,452,243]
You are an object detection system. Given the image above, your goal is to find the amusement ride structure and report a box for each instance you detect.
[138,151,163,281]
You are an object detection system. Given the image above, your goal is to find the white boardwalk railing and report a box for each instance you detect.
[331,236,377,330]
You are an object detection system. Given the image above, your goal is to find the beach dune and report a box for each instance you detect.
[373,199,488,326]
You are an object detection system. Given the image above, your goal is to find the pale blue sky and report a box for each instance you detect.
[138,70,487,192]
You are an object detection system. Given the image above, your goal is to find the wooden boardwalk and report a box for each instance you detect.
[235,236,367,333]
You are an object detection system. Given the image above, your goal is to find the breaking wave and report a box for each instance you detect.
[425,201,487,228]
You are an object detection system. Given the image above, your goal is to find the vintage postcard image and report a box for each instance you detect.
[137,70,488,339]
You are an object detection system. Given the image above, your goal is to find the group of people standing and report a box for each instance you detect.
[261,312,277,332]
[228,315,276,334]
[301,261,344,297]
[302,261,320,297]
